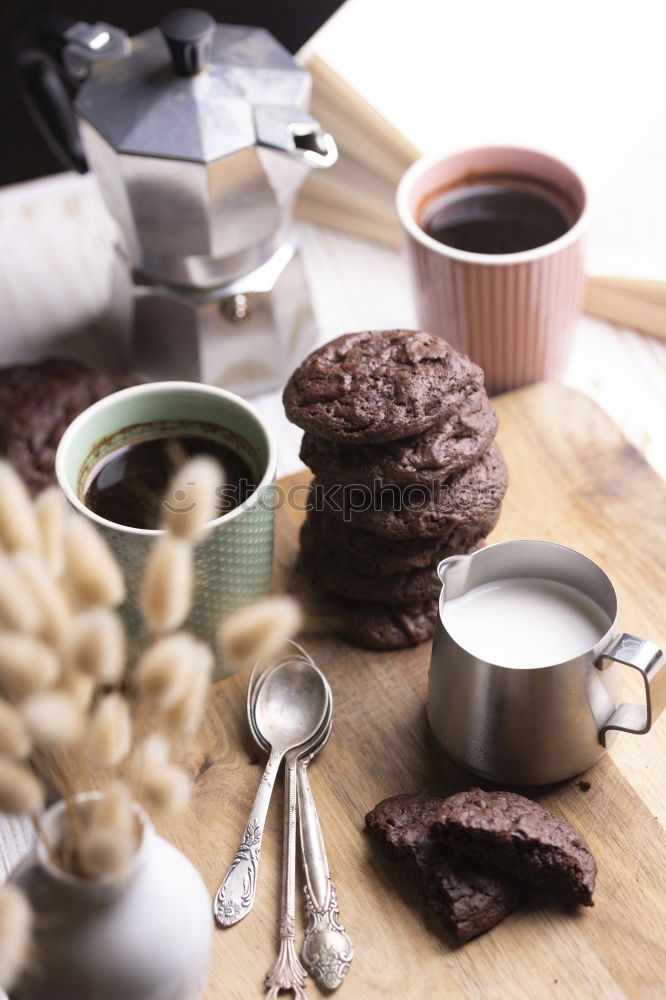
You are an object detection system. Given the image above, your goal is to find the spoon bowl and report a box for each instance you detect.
[249,651,332,756]
[254,657,329,751]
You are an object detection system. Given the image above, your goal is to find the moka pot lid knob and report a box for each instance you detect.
[160,8,215,76]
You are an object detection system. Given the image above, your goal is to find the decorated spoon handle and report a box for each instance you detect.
[265,752,308,999]
[213,748,282,927]
[297,756,353,989]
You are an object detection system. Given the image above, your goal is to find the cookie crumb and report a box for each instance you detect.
[577,780,591,792]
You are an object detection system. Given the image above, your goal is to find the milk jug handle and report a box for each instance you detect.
[597,633,665,746]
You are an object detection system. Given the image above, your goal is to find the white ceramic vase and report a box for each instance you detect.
[8,794,212,1000]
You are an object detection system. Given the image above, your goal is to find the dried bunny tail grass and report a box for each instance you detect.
[218,595,304,671]
[0,884,33,991]
[12,550,72,646]
[0,632,60,700]
[0,551,43,634]
[76,826,137,881]
[0,756,44,814]
[63,516,125,609]
[0,700,31,758]
[34,487,66,577]
[85,693,132,768]
[135,632,202,708]
[139,763,190,816]
[140,534,193,633]
[92,781,135,836]
[59,669,95,710]
[135,731,169,767]
[20,691,84,749]
[64,608,125,684]
[0,462,41,553]
[162,456,225,540]
[163,640,213,735]
[132,734,191,815]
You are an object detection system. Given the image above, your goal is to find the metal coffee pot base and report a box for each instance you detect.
[131,242,317,397]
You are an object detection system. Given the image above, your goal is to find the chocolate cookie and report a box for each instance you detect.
[307,547,441,605]
[432,788,596,906]
[366,794,522,941]
[0,359,88,451]
[283,330,484,444]
[300,508,498,577]
[334,596,438,650]
[6,373,138,491]
[300,390,498,486]
[317,443,508,540]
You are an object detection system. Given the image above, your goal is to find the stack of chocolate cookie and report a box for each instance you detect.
[283,329,508,650]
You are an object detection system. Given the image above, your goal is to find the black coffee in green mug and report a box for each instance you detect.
[83,431,255,530]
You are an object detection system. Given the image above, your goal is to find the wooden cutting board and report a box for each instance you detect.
[150,384,665,999]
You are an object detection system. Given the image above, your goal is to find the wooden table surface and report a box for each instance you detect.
[144,382,664,1000]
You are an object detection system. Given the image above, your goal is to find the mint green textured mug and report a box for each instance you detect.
[55,381,277,678]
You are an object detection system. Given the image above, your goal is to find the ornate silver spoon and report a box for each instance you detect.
[213,657,328,929]
[249,652,353,991]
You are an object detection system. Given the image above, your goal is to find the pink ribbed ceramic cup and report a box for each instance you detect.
[397,147,588,395]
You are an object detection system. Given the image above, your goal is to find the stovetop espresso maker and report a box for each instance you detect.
[17,9,337,394]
